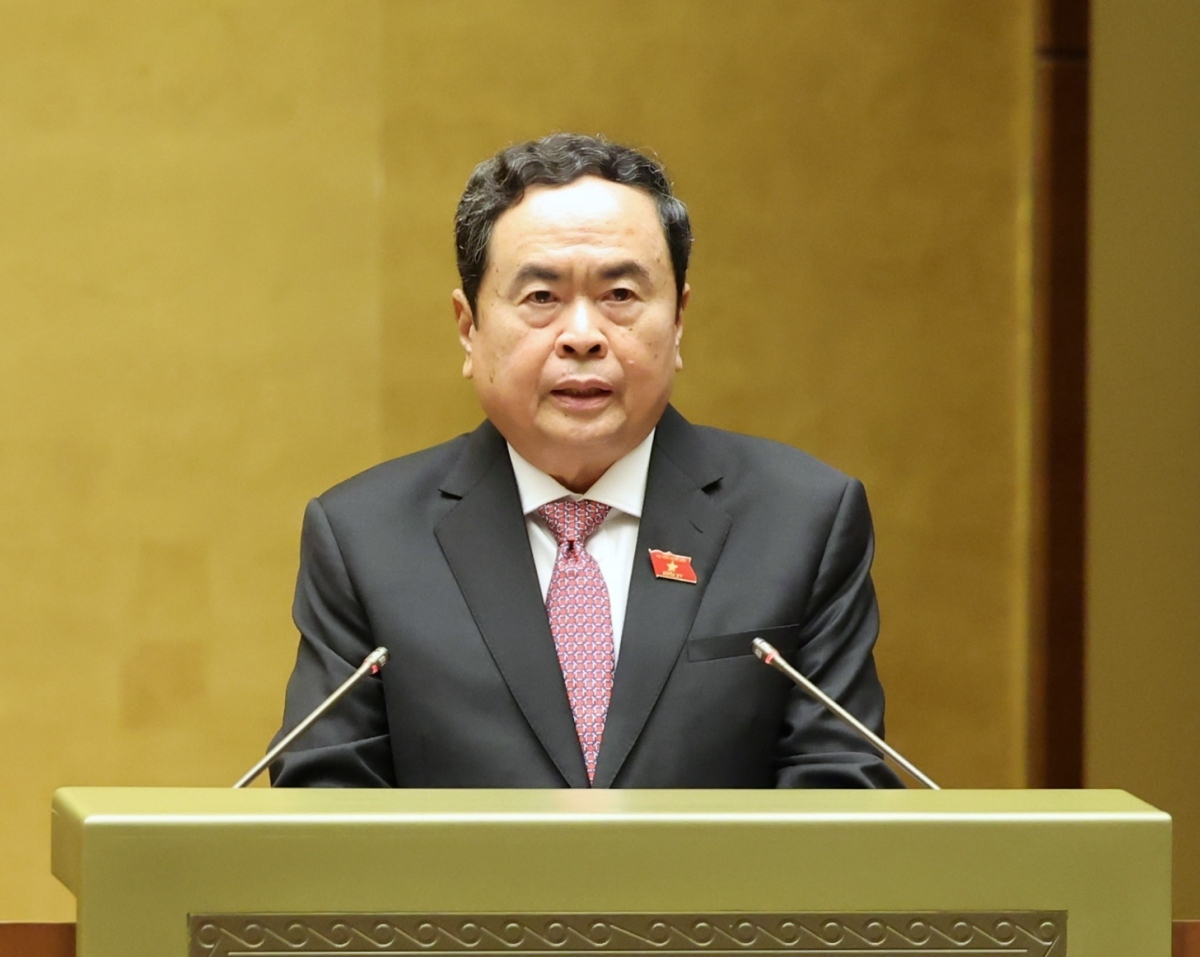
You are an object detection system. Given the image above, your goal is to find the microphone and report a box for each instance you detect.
[233,646,390,789]
[752,638,940,790]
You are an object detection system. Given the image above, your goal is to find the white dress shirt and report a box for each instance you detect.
[506,430,655,661]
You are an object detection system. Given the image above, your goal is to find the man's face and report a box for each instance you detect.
[453,176,687,492]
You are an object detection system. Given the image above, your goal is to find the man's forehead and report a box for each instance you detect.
[510,176,656,219]
[488,177,668,265]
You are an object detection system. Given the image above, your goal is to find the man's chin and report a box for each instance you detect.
[508,415,645,487]
[538,405,642,449]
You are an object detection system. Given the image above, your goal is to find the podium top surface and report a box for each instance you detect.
[52,785,1166,823]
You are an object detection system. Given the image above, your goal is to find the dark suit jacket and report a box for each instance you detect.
[270,405,902,789]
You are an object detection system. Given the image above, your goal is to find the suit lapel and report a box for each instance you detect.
[592,407,731,788]
[434,422,589,788]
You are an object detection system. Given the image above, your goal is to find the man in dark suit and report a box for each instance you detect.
[271,133,902,789]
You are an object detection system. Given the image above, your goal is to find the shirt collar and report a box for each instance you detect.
[507,428,655,519]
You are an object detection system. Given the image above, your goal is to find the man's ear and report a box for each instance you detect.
[674,283,689,371]
[452,289,475,379]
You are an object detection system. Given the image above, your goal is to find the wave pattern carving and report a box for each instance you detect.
[190,912,1065,957]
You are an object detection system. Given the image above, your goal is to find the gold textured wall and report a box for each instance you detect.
[1088,0,1200,918]
[0,1,384,920]
[1,0,1034,921]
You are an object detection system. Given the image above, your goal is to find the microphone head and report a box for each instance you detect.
[366,647,390,674]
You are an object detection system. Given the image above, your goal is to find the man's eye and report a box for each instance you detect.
[527,290,555,305]
[609,288,635,302]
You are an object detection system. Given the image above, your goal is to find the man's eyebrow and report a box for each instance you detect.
[510,264,562,289]
[598,260,652,283]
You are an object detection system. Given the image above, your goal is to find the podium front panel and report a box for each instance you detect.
[51,788,1170,957]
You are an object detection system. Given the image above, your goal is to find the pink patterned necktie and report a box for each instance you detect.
[537,498,615,783]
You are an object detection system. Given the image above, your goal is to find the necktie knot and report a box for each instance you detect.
[538,499,611,548]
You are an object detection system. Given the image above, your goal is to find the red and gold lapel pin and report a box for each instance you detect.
[649,549,698,584]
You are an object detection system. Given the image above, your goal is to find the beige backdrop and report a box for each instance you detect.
[1088,0,1200,918]
[1,1,1036,920]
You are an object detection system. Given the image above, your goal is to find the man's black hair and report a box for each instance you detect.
[455,132,692,316]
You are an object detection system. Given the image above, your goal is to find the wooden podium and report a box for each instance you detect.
[51,787,1170,957]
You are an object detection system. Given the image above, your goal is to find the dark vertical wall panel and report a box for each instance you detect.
[1028,0,1089,788]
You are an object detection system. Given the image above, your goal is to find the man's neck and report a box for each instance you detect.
[512,439,651,495]
[507,431,656,514]
[551,464,609,495]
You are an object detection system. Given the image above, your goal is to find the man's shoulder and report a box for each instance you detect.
[673,418,859,500]
[315,430,478,518]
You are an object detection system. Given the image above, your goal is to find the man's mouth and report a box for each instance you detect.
[553,387,612,397]
[550,381,614,408]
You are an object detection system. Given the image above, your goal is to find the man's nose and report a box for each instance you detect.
[556,299,608,358]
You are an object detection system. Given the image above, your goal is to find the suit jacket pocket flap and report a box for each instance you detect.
[686,623,802,662]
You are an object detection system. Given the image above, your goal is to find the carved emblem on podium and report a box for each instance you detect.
[191,912,1065,956]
